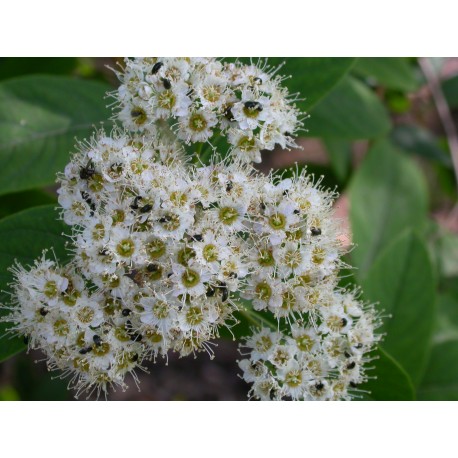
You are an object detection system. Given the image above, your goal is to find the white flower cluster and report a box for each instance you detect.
[239,291,379,401]
[2,57,380,400]
[112,57,304,163]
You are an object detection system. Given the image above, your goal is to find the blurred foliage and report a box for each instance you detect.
[0,57,457,401]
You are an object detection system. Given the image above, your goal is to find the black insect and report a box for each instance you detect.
[151,61,163,74]
[347,361,356,370]
[124,269,140,283]
[125,269,142,286]
[224,105,235,122]
[344,351,352,358]
[354,343,363,349]
[341,318,348,327]
[140,204,152,213]
[161,77,172,89]
[79,161,95,180]
[226,181,233,192]
[39,307,48,317]
[131,353,139,362]
[315,382,324,391]
[147,263,160,273]
[131,108,145,119]
[293,209,300,215]
[253,77,263,84]
[158,215,171,223]
[130,196,143,210]
[244,101,263,112]
[122,308,131,317]
[130,333,143,342]
[310,227,322,236]
[229,272,238,279]
[79,347,93,355]
[93,335,102,347]
[219,282,229,302]
[206,286,216,297]
[81,191,96,214]
[191,234,203,242]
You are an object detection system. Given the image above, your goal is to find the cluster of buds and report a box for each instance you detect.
[2,58,380,400]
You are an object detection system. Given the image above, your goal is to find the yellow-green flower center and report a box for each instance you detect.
[44,280,58,298]
[268,212,286,230]
[186,306,204,326]
[189,113,207,132]
[255,281,272,301]
[76,306,95,324]
[255,335,272,353]
[146,238,166,259]
[181,269,201,288]
[203,244,218,262]
[116,238,135,257]
[296,334,314,352]
[202,85,222,103]
[312,247,325,265]
[281,291,296,310]
[237,136,256,152]
[115,326,132,342]
[157,90,176,110]
[93,342,110,356]
[219,206,239,225]
[92,223,105,241]
[284,249,302,268]
[177,247,196,266]
[88,174,104,192]
[285,369,302,388]
[153,300,169,319]
[53,319,69,336]
[258,248,275,267]
[170,191,188,206]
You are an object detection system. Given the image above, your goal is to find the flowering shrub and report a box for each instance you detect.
[0,58,380,399]
[0,57,451,401]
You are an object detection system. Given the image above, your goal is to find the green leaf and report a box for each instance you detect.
[322,139,352,182]
[349,139,428,274]
[0,75,112,196]
[353,58,419,92]
[362,231,436,385]
[0,58,79,81]
[442,74,458,109]
[306,76,391,139]
[434,293,458,344]
[0,205,71,362]
[391,124,452,167]
[0,189,56,220]
[435,231,458,278]
[266,58,356,111]
[418,340,458,400]
[360,346,415,400]
[0,385,21,401]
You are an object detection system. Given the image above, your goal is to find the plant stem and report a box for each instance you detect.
[419,57,458,192]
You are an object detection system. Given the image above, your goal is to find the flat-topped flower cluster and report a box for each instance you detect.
[2,58,380,400]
